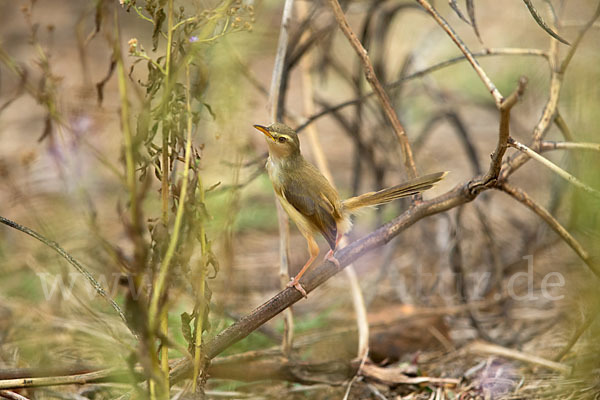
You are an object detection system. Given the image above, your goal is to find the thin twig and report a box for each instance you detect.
[0,215,134,337]
[0,391,30,400]
[0,368,119,390]
[497,183,598,278]
[415,0,504,107]
[508,138,600,199]
[500,3,600,179]
[469,77,527,196]
[559,1,600,73]
[327,0,417,178]
[468,341,572,374]
[541,141,600,152]
[268,0,295,122]
[554,312,598,361]
[297,48,546,133]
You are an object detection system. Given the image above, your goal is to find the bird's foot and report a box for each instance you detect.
[325,250,341,269]
[287,277,307,298]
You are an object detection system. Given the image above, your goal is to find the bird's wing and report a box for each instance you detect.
[282,181,338,250]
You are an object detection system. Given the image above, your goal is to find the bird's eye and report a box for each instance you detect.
[277,136,286,143]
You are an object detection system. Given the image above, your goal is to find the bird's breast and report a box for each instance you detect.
[266,157,285,190]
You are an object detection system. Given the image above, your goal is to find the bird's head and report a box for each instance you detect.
[253,122,301,161]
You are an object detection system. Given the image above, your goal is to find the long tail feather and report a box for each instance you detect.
[342,171,448,212]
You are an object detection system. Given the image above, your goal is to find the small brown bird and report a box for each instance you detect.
[254,122,446,296]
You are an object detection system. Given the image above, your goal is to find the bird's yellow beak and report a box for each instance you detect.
[253,124,274,141]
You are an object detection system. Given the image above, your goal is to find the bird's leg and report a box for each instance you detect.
[324,232,343,268]
[287,235,319,298]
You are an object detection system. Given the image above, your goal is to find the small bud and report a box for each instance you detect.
[128,38,138,54]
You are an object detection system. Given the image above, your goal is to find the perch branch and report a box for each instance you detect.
[168,76,536,382]
[327,0,417,178]
[168,176,504,383]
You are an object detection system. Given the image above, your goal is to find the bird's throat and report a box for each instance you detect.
[266,152,302,187]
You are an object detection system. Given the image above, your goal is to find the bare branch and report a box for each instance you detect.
[0,368,120,390]
[414,0,504,107]
[469,77,527,195]
[327,0,417,178]
[560,1,600,72]
[297,48,546,133]
[497,183,598,278]
[541,141,600,153]
[169,176,504,383]
[508,137,600,199]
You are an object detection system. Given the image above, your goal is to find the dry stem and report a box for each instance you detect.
[327,0,417,178]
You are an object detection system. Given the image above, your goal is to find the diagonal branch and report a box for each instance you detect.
[169,177,492,383]
[327,0,417,178]
[415,0,504,107]
[168,76,535,384]
[497,183,598,278]
[508,137,600,199]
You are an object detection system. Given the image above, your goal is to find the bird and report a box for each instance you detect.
[253,122,447,297]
